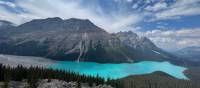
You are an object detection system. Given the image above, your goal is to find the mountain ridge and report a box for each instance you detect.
[175,46,200,62]
[0,17,181,64]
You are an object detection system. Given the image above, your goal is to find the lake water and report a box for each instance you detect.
[48,61,188,79]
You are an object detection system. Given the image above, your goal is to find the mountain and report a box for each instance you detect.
[0,17,179,63]
[0,20,14,30]
[175,46,200,62]
[113,31,179,62]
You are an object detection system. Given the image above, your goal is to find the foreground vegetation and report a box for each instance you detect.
[0,64,105,88]
[185,66,200,82]
[108,71,200,88]
[0,64,200,88]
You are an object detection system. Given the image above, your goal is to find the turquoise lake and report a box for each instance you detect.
[48,61,188,79]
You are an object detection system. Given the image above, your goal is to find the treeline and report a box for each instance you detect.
[0,64,105,88]
[185,67,200,82]
[107,71,200,88]
[1,64,200,88]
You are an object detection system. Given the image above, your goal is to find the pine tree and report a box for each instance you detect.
[3,68,11,88]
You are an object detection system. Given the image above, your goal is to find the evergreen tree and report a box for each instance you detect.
[0,64,200,88]
[3,68,11,88]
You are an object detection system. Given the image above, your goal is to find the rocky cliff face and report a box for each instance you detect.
[113,31,178,62]
[0,17,177,63]
[114,31,157,50]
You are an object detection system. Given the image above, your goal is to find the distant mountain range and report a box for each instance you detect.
[175,46,200,62]
[0,17,180,63]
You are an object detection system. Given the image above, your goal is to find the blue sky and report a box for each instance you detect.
[0,0,200,51]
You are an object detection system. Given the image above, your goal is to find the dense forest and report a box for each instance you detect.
[0,64,200,88]
[0,64,105,88]
[108,71,200,88]
[185,66,200,82]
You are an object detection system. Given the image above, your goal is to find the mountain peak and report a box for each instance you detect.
[67,18,91,22]
[0,20,14,30]
[30,17,63,23]
[64,18,105,32]
[118,31,135,34]
[65,18,95,27]
[16,17,106,33]
[0,20,14,26]
[45,17,63,21]
[116,31,138,38]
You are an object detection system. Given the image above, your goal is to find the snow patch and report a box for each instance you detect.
[152,50,161,54]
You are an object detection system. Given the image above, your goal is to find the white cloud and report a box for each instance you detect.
[0,0,141,33]
[126,0,133,3]
[106,15,141,33]
[138,28,200,51]
[155,6,200,20]
[132,4,138,9]
[177,39,200,47]
[0,1,16,8]
[0,5,21,24]
[145,2,167,12]
[153,0,200,21]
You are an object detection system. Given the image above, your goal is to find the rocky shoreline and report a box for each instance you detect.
[0,79,113,88]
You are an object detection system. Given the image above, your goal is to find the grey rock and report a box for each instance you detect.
[0,79,113,88]
[0,54,55,67]
[37,79,113,88]
[0,17,178,63]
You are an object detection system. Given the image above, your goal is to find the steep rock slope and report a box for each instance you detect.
[113,31,179,62]
[0,17,178,63]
